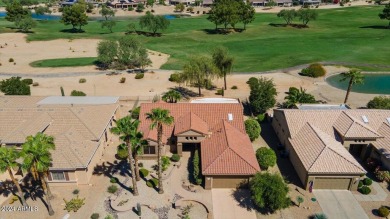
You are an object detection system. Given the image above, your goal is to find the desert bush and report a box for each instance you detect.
[301,63,326,78]
[71,90,86,96]
[22,78,33,85]
[63,195,85,212]
[32,82,39,86]
[378,206,389,217]
[216,89,223,95]
[90,213,100,219]
[130,106,140,119]
[104,215,114,219]
[256,147,277,170]
[0,76,31,95]
[358,181,363,188]
[110,177,118,183]
[72,189,80,195]
[363,178,372,186]
[375,170,390,182]
[135,73,144,79]
[117,144,128,159]
[245,119,261,141]
[359,186,371,195]
[367,96,390,110]
[128,7,134,11]
[257,113,266,123]
[162,156,170,171]
[171,154,180,162]
[79,78,87,83]
[169,73,181,82]
[231,85,238,89]
[139,168,149,178]
[119,77,126,83]
[146,178,158,187]
[9,58,14,62]
[107,185,118,194]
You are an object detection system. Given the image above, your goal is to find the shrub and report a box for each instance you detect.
[363,178,372,186]
[117,144,128,159]
[313,213,328,219]
[359,186,371,195]
[378,206,389,217]
[146,178,158,187]
[375,170,390,182]
[169,73,181,82]
[63,195,85,212]
[32,82,39,86]
[71,90,86,96]
[257,114,266,123]
[256,147,277,170]
[9,58,14,62]
[216,89,223,95]
[301,63,326,78]
[139,168,149,178]
[231,85,238,89]
[119,77,126,83]
[358,181,363,188]
[107,185,118,194]
[72,189,80,195]
[79,78,87,83]
[130,106,140,119]
[193,149,202,185]
[367,96,390,110]
[135,73,144,79]
[245,119,261,141]
[104,215,114,219]
[128,7,134,11]
[0,76,31,95]
[110,177,118,183]
[22,78,33,85]
[162,156,170,171]
[91,213,100,219]
[171,154,180,162]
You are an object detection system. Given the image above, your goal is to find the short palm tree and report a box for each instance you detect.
[283,87,316,108]
[212,46,234,90]
[146,108,174,194]
[0,147,27,206]
[339,69,364,104]
[21,133,55,216]
[162,90,182,103]
[111,116,139,196]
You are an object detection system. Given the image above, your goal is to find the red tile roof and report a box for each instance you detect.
[174,112,209,135]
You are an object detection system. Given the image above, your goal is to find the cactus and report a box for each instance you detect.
[60,86,65,96]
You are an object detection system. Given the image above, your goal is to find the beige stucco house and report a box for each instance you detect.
[0,96,119,186]
[272,108,390,191]
[138,102,260,189]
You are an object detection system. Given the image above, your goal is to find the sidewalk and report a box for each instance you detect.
[354,181,388,202]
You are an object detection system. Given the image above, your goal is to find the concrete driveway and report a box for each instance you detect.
[313,190,369,219]
[211,189,257,219]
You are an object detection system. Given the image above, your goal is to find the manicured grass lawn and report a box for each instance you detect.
[29,57,97,67]
[1,6,389,72]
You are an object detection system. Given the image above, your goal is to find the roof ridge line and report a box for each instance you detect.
[62,128,87,167]
[69,108,98,140]
[341,111,355,134]
[349,119,381,137]
[306,123,329,172]
[326,146,365,172]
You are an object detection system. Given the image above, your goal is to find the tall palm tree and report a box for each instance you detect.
[0,147,27,206]
[146,108,174,194]
[162,90,182,103]
[21,133,55,216]
[212,46,234,90]
[111,116,139,196]
[339,69,364,104]
[130,129,148,181]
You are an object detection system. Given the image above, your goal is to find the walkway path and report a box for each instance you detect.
[354,181,388,202]
[314,190,369,219]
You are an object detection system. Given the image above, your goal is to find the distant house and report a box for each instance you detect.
[272,108,390,190]
[107,0,147,9]
[249,0,292,7]
[0,96,119,186]
[169,0,195,5]
[138,102,260,189]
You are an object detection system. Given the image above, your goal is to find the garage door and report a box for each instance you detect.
[212,177,248,188]
[313,177,351,190]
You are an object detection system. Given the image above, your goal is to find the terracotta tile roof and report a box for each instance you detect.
[290,123,366,174]
[201,121,260,175]
[139,103,245,143]
[0,97,118,169]
[174,112,209,135]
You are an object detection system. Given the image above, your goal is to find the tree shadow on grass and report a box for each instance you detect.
[201,28,234,35]
[269,23,308,29]
[60,28,86,33]
[360,25,390,29]
[268,23,288,27]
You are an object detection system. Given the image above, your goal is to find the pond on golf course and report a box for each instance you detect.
[326,73,390,94]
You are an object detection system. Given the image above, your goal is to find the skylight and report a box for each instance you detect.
[228,113,233,121]
[362,115,369,123]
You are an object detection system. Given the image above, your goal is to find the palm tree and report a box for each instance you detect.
[21,133,55,216]
[182,56,219,97]
[283,87,316,108]
[212,46,234,90]
[146,108,174,194]
[162,90,182,103]
[0,147,27,206]
[130,129,148,181]
[339,69,364,104]
[111,116,139,196]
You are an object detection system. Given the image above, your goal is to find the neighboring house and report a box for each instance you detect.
[272,108,390,191]
[107,0,146,8]
[249,0,292,6]
[0,96,119,186]
[138,102,260,189]
[169,0,195,5]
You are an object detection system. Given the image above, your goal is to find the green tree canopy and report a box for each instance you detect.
[99,5,116,33]
[35,6,51,15]
[282,87,317,108]
[5,2,30,22]
[277,9,297,25]
[16,16,36,32]
[250,172,291,213]
[245,119,261,141]
[255,147,276,170]
[239,3,255,30]
[247,77,277,115]
[367,96,390,109]
[61,4,88,31]
[297,8,318,26]
[212,46,234,90]
[139,11,170,35]
[0,76,31,95]
[379,3,390,27]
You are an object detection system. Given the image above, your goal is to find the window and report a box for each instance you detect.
[144,146,156,154]
[194,137,197,140]
[51,171,66,181]
[185,137,189,140]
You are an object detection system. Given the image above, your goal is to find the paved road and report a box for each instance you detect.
[313,190,369,219]
[211,189,256,219]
